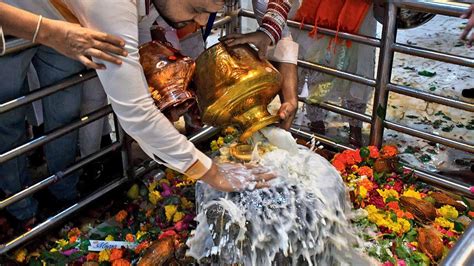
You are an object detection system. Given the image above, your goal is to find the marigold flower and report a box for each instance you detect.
[358,178,375,191]
[357,166,374,179]
[342,150,362,165]
[109,248,123,261]
[165,205,178,222]
[333,153,348,165]
[358,186,368,199]
[14,248,27,263]
[136,231,146,241]
[401,189,421,200]
[437,205,458,220]
[69,235,77,244]
[332,160,346,173]
[377,189,399,203]
[180,197,194,209]
[173,211,185,222]
[105,235,115,241]
[68,227,81,238]
[468,211,474,218]
[367,146,380,159]
[134,241,150,254]
[111,258,131,266]
[56,239,68,247]
[125,233,135,242]
[387,201,400,210]
[434,217,455,230]
[148,190,162,205]
[98,249,111,262]
[115,210,128,223]
[381,145,398,158]
[86,252,99,261]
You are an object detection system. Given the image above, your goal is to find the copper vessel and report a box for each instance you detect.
[194,43,282,141]
[139,40,196,116]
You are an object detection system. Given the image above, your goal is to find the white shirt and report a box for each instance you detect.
[1,0,213,177]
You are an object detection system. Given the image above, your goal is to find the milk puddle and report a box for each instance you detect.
[187,127,375,265]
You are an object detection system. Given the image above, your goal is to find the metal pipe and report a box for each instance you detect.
[0,105,113,164]
[239,9,381,47]
[0,70,97,114]
[0,142,122,209]
[395,0,470,17]
[384,120,474,153]
[289,127,354,151]
[441,221,474,266]
[300,98,372,123]
[297,60,376,87]
[0,175,137,255]
[387,83,474,112]
[369,3,397,148]
[393,43,474,68]
[403,165,473,198]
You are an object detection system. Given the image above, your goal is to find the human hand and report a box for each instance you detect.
[278,101,297,130]
[38,18,128,69]
[460,4,474,47]
[220,31,272,60]
[200,162,276,192]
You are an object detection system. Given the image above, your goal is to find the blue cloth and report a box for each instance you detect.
[0,46,84,221]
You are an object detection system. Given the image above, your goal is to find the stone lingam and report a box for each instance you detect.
[186,127,376,266]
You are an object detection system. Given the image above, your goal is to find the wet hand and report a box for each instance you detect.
[278,101,297,130]
[460,4,474,47]
[39,19,128,69]
[220,31,272,60]
[200,162,276,192]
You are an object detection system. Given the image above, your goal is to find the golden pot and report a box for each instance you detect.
[194,43,282,141]
[139,40,196,115]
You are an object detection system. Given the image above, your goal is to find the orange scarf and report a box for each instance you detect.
[294,0,371,47]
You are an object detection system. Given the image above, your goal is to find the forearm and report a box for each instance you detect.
[275,62,298,105]
[258,0,292,44]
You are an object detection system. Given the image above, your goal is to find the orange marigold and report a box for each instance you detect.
[358,178,375,192]
[381,145,398,158]
[468,211,474,218]
[86,252,99,261]
[332,160,346,173]
[69,235,77,244]
[367,146,380,159]
[68,227,81,238]
[341,150,361,165]
[386,201,400,210]
[115,210,128,223]
[134,241,150,254]
[333,153,347,164]
[357,166,374,179]
[125,233,135,242]
[109,248,123,261]
[111,258,131,266]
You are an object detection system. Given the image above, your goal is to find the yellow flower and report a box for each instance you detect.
[347,174,357,181]
[377,189,399,203]
[49,248,58,253]
[148,190,162,205]
[217,137,225,146]
[402,189,422,200]
[435,217,455,230]
[136,231,146,241]
[210,140,219,151]
[105,235,115,241]
[365,205,378,215]
[14,248,27,263]
[359,186,368,199]
[398,218,411,234]
[173,211,185,222]
[98,249,111,262]
[438,205,458,220]
[147,180,159,192]
[56,239,68,247]
[165,205,178,222]
[410,242,418,247]
[180,197,194,209]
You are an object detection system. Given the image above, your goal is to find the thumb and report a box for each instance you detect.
[258,46,268,60]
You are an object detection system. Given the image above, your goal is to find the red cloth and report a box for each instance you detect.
[294,0,371,47]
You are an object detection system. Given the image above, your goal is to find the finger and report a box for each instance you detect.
[93,32,125,47]
[85,48,122,65]
[224,37,252,47]
[93,40,128,56]
[77,55,105,70]
[258,46,267,60]
[254,181,270,190]
[255,172,276,181]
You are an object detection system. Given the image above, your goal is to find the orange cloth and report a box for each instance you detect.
[294,0,371,47]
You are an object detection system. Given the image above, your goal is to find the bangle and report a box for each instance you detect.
[32,15,43,43]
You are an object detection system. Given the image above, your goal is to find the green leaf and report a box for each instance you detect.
[406,115,419,119]
[403,146,416,154]
[390,212,398,222]
[162,195,181,205]
[466,124,474,130]
[441,125,455,132]
[386,196,398,203]
[98,226,120,236]
[412,251,430,266]
[426,149,437,155]
[434,111,446,116]
[423,196,436,205]
[360,147,370,159]
[395,243,411,260]
[442,115,452,121]
[418,70,436,77]
[456,124,465,128]
[432,119,446,129]
[404,228,418,242]
[376,105,387,120]
[429,86,437,91]
[419,154,432,163]
[454,221,465,232]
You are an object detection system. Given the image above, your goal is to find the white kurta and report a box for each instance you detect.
[1,0,212,176]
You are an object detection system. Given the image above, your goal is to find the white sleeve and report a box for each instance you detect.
[63,0,212,176]
[267,35,299,65]
[0,26,5,56]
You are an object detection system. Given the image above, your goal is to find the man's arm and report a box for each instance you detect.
[63,0,212,178]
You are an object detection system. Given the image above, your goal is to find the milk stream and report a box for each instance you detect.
[186,127,375,265]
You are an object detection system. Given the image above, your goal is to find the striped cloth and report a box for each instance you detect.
[258,0,292,44]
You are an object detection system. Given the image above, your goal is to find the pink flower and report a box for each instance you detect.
[174,221,189,231]
[469,186,474,194]
[382,262,394,266]
[397,259,407,266]
[161,183,173,197]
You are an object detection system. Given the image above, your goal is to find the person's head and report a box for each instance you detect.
[153,0,227,29]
